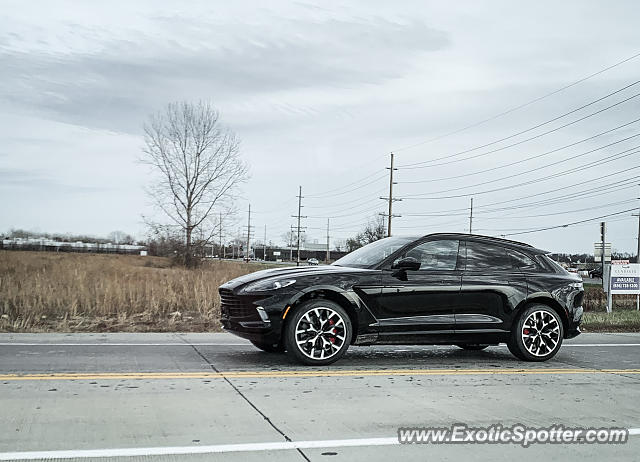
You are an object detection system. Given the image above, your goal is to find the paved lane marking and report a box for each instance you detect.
[2,368,640,381]
[0,343,250,346]
[2,431,640,460]
[2,342,640,347]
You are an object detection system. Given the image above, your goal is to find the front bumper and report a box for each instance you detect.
[219,288,291,345]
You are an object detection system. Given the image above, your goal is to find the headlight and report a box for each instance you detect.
[242,278,296,293]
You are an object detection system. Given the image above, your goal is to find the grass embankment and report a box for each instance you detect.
[0,251,270,332]
[1,252,638,332]
[581,283,640,332]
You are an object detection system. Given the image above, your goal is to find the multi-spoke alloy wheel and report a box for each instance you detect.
[285,300,352,365]
[508,304,564,362]
[521,310,560,357]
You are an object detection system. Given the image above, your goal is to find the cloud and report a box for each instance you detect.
[0,168,108,194]
[0,15,448,133]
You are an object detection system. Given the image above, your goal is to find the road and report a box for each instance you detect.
[1,332,639,461]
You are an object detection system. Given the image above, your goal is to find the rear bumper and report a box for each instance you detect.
[565,305,583,339]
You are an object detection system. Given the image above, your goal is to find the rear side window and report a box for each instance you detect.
[540,254,569,274]
[464,241,511,271]
[508,249,539,271]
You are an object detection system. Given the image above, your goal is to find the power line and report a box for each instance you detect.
[402,180,640,218]
[399,118,640,184]
[304,172,387,199]
[499,207,639,237]
[402,151,640,200]
[398,92,640,170]
[391,50,640,153]
[304,188,387,209]
[474,199,638,220]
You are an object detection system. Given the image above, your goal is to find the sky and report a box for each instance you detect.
[1,0,640,254]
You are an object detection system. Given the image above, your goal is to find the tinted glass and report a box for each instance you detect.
[332,236,414,268]
[508,249,538,270]
[401,239,460,271]
[464,241,511,270]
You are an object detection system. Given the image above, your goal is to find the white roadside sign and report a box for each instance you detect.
[609,264,640,295]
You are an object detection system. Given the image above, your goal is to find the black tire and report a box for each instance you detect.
[507,304,564,362]
[284,299,352,366]
[455,344,490,351]
[250,341,285,353]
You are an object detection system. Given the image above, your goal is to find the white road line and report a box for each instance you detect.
[1,342,640,347]
[0,343,250,346]
[2,431,640,460]
[0,437,399,460]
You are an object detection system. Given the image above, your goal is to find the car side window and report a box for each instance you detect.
[464,241,511,271]
[401,239,460,271]
[508,249,539,271]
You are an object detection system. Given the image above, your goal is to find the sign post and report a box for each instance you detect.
[608,263,640,312]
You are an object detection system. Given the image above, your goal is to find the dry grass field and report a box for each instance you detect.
[0,251,269,332]
[1,251,638,332]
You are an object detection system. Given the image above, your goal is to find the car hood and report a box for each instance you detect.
[220,264,372,290]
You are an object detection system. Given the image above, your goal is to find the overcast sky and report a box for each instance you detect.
[2,0,640,254]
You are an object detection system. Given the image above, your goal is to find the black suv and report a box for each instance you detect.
[219,234,584,365]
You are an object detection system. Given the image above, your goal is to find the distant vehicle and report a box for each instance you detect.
[567,267,578,274]
[307,258,319,266]
[589,267,603,279]
[219,234,584,365]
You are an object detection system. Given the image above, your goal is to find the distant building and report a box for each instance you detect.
[1,237,146,255]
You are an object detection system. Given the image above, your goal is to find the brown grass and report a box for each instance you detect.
[2,251,637,333]
[0,251,268,332]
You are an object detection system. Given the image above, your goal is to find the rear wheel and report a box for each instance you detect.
[285,300,352,366]
[507,304,564,361]
[455,344,490,351]
[250,341,285,353]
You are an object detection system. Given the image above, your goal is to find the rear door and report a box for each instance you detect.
[456,240,528,335]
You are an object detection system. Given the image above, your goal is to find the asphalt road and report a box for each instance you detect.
[1,332,640,461]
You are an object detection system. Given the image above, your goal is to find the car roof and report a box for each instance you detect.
[416,233,549,255]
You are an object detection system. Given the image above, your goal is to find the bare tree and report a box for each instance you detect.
[108,231,134,245]
[345,215,386,252]
[142,101,248,267]
[281,230,306,248]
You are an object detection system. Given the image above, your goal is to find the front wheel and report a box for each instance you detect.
[284,300,352,366]
[508,304,564,361]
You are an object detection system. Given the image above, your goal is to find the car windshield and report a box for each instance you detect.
[332,236,415,268]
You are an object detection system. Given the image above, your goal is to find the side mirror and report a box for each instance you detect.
[392,256,421,271]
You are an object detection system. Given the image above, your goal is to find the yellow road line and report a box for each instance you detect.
[1,368,640,381]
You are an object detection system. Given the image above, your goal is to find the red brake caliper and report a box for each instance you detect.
[329,319,336,343]
[523,328,530,335]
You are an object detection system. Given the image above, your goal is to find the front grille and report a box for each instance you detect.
[219,288,258,318]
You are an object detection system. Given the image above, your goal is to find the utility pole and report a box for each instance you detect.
[263,224,267,261]
[469,197,474,234]
[219,212,223,260]
[289,225,294,262]
[634,187,640,311]
[245,204,252,262]
[326,218,330,263]
[634,187,640,264]
[380,152,401,237]
[291,186,307,266]
[601,221,612,313]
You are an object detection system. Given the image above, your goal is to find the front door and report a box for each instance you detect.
[375,239,463,342]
